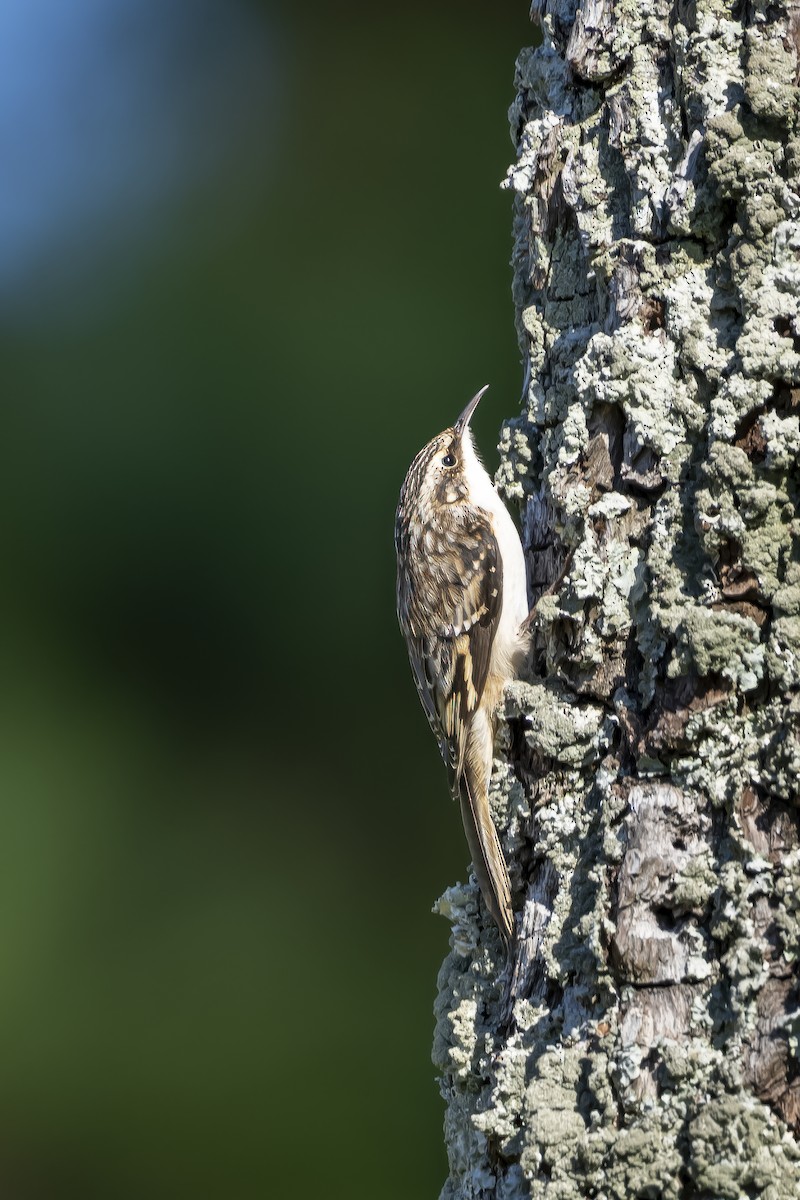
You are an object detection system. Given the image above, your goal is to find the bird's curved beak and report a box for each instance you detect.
[453,384,490,437]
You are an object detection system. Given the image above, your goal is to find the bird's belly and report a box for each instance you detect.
[495,502,528,623]
[489,504,529,685]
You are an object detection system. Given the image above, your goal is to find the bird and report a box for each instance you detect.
[394,385,530,947]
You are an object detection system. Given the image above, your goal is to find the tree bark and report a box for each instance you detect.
[433,1,800,1196]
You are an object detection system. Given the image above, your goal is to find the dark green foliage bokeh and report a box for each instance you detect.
[0,3,531,1195]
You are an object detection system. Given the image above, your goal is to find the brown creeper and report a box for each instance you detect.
[395,385,529,946]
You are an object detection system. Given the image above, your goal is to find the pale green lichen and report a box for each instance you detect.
[573,328,687,458]
[672,607,764,690]
[687,1096,800,1198]
[506,680,610,768]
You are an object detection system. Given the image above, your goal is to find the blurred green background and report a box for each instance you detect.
[0,2,532,1195]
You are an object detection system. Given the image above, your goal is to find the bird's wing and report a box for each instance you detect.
[396,507,502,782]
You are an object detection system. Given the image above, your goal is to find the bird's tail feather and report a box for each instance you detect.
[458,769,514,947]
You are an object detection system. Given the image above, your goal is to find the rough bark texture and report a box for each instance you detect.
[433,1,800,1196]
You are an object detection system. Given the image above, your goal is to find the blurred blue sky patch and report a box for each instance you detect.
[0,0,280,321]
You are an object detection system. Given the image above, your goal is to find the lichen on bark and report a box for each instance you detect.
[434,1,800,1196]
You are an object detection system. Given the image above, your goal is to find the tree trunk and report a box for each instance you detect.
[433,1,800,1196]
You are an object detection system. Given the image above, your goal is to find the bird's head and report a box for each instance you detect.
[398,385,490,518]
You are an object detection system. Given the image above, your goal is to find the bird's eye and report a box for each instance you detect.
[442,454,455,467]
